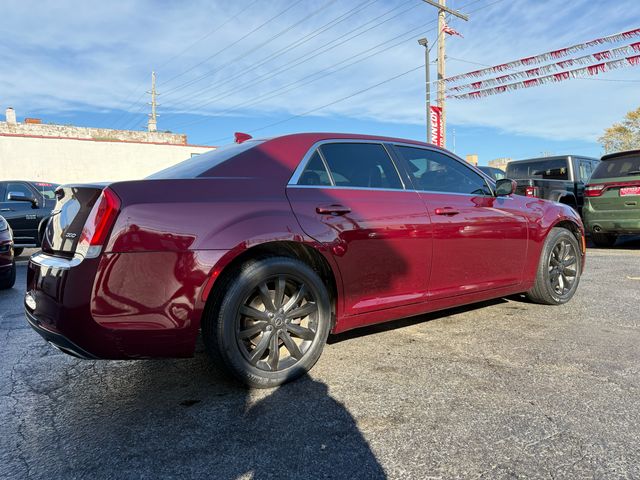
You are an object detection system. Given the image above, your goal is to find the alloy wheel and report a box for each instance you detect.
[548,239,578,296]
[236,275,319,372]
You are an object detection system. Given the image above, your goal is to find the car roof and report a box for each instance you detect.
[508,155,598,164]
[601,149,640,161]
[260,132,440,150]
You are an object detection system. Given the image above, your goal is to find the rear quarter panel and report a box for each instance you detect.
[93,178,314,351]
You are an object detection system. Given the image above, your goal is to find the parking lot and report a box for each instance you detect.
[1,240,639,480]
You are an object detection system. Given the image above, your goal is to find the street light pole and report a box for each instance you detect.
[418,38,430,143]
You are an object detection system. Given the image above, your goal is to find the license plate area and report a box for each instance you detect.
[620,186,640,196]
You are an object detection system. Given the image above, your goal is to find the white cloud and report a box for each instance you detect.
[1,0,639,141]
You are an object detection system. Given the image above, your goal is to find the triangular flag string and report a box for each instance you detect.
[448,44,640,93]
[445,27,640,84]
[450,55,640,100]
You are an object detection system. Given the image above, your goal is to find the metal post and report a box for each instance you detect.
[437,0,446,147]
[418,38,431,143]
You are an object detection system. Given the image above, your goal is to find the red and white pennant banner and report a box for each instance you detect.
[445,27,640,84]
[448,43,640,93]
[450,55,640,100]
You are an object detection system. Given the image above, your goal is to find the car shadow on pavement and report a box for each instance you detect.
[14,350,386,479]
[328,298,507,344]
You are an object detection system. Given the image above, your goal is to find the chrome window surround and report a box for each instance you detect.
[288,139,406,191]
[288,139,496,197]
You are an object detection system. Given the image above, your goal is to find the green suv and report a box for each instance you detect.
[584,150,640,247]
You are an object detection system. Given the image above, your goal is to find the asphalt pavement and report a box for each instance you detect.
[1,240,639,479]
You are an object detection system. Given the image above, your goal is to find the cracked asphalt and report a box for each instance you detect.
[2,240,640,480]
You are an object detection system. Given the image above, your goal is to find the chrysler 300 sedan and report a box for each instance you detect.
[25,133,585,387]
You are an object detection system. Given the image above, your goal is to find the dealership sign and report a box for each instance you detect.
[430,106,443,147]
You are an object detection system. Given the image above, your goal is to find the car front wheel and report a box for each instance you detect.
[526,227,582,305]
[202,256,332,388]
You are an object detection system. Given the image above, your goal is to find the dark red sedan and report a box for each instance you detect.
[26,133,585,387]
[0,215,16,289]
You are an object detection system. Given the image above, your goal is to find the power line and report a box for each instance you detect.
[170,0,492,130]
[108,0,259,129]
[204,64,425,144]
[163,0,425,115]
[161,0,379,108]
[171,21,442,130]
[159,0,307,89]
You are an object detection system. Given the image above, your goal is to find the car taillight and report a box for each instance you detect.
[525,186,539,197]
[77,188,121,258]
[585,184,605,197]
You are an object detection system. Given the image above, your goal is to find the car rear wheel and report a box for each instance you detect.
[0,262,16,290]
[13,247,23,257]
[526,227,581,305]
[591,232,617,248]
[202,256,332,388]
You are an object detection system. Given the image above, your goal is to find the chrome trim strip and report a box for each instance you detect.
[29,252,84,270]
[287,185,413,193]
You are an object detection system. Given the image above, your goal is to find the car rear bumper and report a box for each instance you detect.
[583,217,640,234]
[25,250,223,360]
[25,308,98,359]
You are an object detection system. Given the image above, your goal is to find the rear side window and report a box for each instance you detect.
[297,151,332,186]
[397,146,492,196]
[591,155,640,180]
[319,143,403,189]
[507,159,569,180]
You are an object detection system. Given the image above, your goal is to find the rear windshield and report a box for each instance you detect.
[147,140,264,179]
[506,159,569,180]
[591,154,640,180]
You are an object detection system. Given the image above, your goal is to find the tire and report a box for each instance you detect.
[202,256,332,388]
[591,232,617,248]
[526,227,582,305]
[13,247,24,257]
[0,262,16,290]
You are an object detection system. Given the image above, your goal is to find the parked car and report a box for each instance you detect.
[0,215,16,289]
[477,166,506,181]
[583,149,640,247]
[25,133,585,388]
[0,181,58,256]
[505,155,599,214]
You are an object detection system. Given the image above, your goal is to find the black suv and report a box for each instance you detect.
[0,181,58,256]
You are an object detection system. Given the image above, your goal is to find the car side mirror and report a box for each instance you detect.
[495,179,517,196]
[8,191,38,207]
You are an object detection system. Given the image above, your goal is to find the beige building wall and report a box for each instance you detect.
[0,134,214,184]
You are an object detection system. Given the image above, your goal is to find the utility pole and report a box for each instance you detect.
[421,0,468,148]
[147,71,158,132]
[418,38,430,143]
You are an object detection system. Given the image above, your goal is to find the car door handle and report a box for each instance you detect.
[434,207,460,216]
[316,204,351,215]
[0,208,11,212]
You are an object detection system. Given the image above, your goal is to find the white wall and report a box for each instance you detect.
[0,135,214,184]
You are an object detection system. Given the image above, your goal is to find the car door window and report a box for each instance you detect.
[5,183,33,201]
[396,146,492,196]
[297,151,332,186]
[578,160,593,182]
[318,143,403,189]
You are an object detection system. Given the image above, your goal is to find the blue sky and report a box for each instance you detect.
[2,0,640,165]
